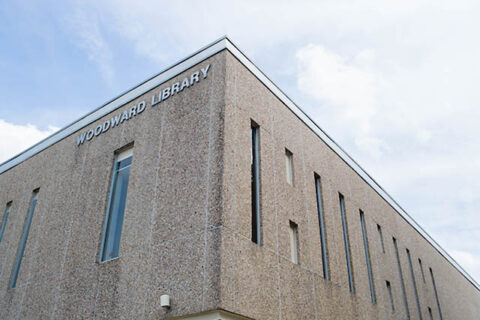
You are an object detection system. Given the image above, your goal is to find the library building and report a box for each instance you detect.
[0,37,479,319]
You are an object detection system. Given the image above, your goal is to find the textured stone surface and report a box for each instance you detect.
[217,50,480,320]
[0,52,226,319]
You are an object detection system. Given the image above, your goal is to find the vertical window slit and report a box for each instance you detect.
[251,122,261,245]
[377,224,385,253]
[407,249,422,319]
[428,307,433,320]
[430,267,443,320]
[393,237,410,319]
[419,258,426,283]
[289,220,299,264]
[0,201,12,243]
[339,193,354,293]
[360,210,375,303]
[386,280,395,312]
[10,189,39,289]
[100,147,133,262]
[314,174,328,279]
[285,149,294,186]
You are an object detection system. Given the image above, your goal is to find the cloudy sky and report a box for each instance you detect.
[1,0,479,282]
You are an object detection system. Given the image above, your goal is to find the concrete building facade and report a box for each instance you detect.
[0,37,479,319]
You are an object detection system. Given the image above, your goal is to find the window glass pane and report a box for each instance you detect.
[386,281,394,312]
[393,237,410,319]
[285,149,293,185]
[360,211,375,303]
[339,193,354,293]
[251,122,261,244]
[10,190,38,289]
[101,150,132,262]
[289,220,299,264]
[377,224,385,253]
[430,267,443,320]
[0,202,12,243]
[407,249,422,319]
[315,175,328,279]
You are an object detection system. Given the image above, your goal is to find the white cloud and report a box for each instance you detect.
[296,44,384,157]
[0,119,59,164]
[451,250,480,283]
[63,5,115,85]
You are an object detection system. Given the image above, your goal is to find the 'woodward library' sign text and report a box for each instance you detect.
[77,64,211,146]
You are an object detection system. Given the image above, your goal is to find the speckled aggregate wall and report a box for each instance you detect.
[0,52,227,319]
[218,51,480,320]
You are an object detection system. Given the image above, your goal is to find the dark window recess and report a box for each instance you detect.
[251,122,261,245]
[339,193,354,293]
[430,268,443,320]
[0,201,12,243]
[377,224,385,253]
[315,174,328,280]
[360,210,375,304]
[10,189,39,289]
[407,249,422,319]
[393,237,410,319]
[386,280,395,312]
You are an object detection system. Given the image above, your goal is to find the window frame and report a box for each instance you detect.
[360,210,375,304]
[289,220,299,264]
[285,148,294,186]
[339,193,354,293]
[10,190,38,289]
[314,174,329,280]
[0,201,12,243]
[99,147,133,262]
[251,121,261,245]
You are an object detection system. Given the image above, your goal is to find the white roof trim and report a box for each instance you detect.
[0,36,478,291]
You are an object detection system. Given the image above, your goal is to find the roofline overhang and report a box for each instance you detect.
[1,36,478,291]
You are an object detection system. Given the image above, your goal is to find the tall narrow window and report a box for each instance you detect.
[419,258,426,283]
[251,122,261,245]
[430,268,443,320]
[285,149,294,186]
[386,280,394,312]
[100,148,133,262]
[407,249,422,319]
[339,193,354,293]
[289,220,299,264]
[428,307,433,320]
[0,201,12,243]
[10,189,38,289]
[360,210,375,303]
[393,237,410,319]
[314,174,328,279]
[377,224,385,253]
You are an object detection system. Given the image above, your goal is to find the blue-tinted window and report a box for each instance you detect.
[339,193,354,293]
[100,149,132,262]
[360,210,375,303]
[407,249,422,319]
[314,174,328,280]
[393,237,410,319]
[10,190,38,289]
[0,201,12,243]
[251,122,261,244]
[430,267,443,320]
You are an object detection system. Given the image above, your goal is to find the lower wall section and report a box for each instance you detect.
[0,227,221,320]
[218,227,404,320]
